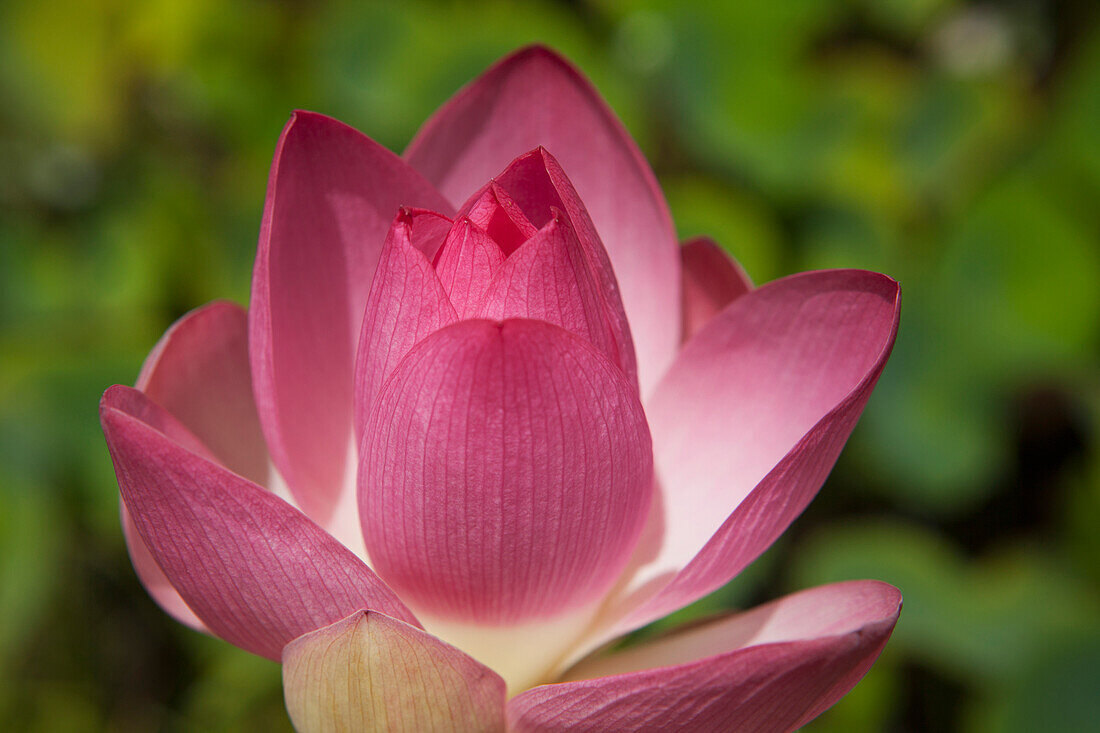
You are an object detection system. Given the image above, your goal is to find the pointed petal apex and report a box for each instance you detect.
[479,149,640,391]
[354,212,458,441]
[251,110,451,523]
[101,386,419,660]
[680,237,753,342]
[509,581,901,732]
[615,270,900,636]
[120,301,269,630]
[460,183,539,256]
[283,611,506,733]
[406,48,679,394]
[479,215,625,373]
[434,218,505,317]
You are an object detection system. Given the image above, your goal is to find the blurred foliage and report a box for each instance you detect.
[0,0,1097,729]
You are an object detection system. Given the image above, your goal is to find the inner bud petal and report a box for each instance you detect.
[462,182,538,255]
[434,218,505,318]
[358,319,653,626]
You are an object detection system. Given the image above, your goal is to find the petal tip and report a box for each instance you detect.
[862,579,904,618]
[99,383,140,424]
[99,383,124,410]
[493,43,577,77]
[286,108,334,128]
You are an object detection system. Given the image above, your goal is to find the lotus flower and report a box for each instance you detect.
[101,46,902,732]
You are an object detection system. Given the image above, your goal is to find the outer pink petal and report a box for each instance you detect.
[609,270,900,638]
[136,301,269,483]
[680,236,753,342]
[359,319,653,624]
[353,209,458,440]
[250,111,452,524]
[434,217,505,318]
[478,213,622,372]
[508,581,901,732]
[406,46,679,394]
[283,610,506,733]
[121,514,207,631]
[100,385,419,660]
[122,301,269,632]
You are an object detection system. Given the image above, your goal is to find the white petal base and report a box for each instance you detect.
[267,432,369,562]
[421,603,600,695]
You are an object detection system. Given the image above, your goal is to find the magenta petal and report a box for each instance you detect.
[508,581,901,732]
[615,270,900,635]
[123,301,269,632]
[406,47,679,393]
[393,206,455,261]
[353,210,458,439]
[121,517,206,631]
[434,218,505,318]
[680,237,753,342]
[101,385,419,660]
[359,319,653,624]
[463,183,539,256]
[471,148,640,391]
[251,111,452,523]
[478,213,623,373]
[136,300,268,483]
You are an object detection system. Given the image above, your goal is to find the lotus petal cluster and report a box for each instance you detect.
[101,46,902,732]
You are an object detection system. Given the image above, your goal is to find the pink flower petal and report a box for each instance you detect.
[434,218,505,318]
[122,301,268,632]
[121,514,207,632]
[406,46,679,393]
[463,183,538,256]
[478,213,624,374]
[358,319,653,624]
[136,300,269,483]
[353,209,458,440]
[612,270,900,637]
[463,148,640,391]
[508,581,901,732]
[101,385,419,660]
[393,206,456,261]
[680,236,753,342]
[251,111,452,524]
[283,610,506,733]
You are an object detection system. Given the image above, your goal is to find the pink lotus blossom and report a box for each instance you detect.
[101,46,902,732]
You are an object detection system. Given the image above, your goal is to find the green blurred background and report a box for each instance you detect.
[1,0,1097,730]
